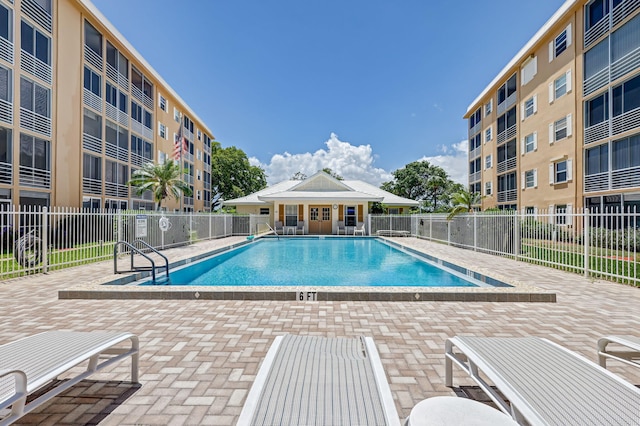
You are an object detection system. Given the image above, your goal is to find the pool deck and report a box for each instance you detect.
[2,236,640,425]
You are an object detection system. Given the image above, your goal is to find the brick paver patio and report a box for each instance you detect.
[2,237,639,425]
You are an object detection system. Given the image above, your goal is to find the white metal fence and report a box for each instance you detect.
[0,207,268,280]
[370,209,639,287]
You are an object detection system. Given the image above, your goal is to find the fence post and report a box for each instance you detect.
[584,208,589,278]
[447,220,451,245]
[473,212,477,252]
[367,214,371,237]
[429,214,432,240]
[514,210,520,260]
[116,209,122,256]
[41,206,49,274]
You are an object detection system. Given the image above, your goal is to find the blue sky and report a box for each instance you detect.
[91,0,566,185]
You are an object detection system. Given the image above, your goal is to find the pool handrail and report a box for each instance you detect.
[261,222,279,240]
[113,240,169,282]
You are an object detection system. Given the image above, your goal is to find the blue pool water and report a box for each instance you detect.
[144,238,483,287]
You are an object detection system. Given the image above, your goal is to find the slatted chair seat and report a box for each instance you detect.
[0,331,139,425]
[445,336,640,426]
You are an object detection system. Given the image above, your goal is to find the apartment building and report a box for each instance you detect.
[465,0,640,220]
[0,0,215,211]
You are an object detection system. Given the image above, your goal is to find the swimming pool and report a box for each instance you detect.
[142,237,490,287]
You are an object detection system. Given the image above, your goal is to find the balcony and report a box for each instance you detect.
[21,0,51,33]
[82,177,102,195]
[584,0,640,49]
[131,152,152,168]
[84,44,102,71]
[496,92,516,116]
[612,166,640,189]
[497,157,517,174]
[469,146,481,159]
[105,142,128,163]
[468,123,481,137]
[497,125,516,144]
[105,103,128,127]
[0,99,13,125]
[583,67,608,97]
[20,49,52,85]
[19,166,50,189]
[0,161,12,185]
[612,105,640,136]
[20,108,51,137]
[82,133,101,154]
[468,171,480,183]
[106,63,129,91]
[105,181,128,198]
[83,88,102,113]
[0,36,14,64]
[497,189,517,203]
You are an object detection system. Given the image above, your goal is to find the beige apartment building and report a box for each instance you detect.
[465,0,640,221]
[0,0,215,211]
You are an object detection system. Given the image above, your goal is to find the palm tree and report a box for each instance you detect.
[128,160,192,210]
[447,189,484,220]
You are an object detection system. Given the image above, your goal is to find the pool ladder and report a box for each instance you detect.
[262,222,280,240]
[114,239,170,282]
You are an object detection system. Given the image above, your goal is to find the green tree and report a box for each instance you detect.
[381,160,460,212]
[127,160,192,210]
[321,168,343,180]
[447,189,484,220]
[211,146,267,200]
[291,172,307,180]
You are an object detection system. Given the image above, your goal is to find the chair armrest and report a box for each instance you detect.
[0,369,28,417]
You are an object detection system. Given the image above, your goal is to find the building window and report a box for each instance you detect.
[550,115,572,142]
[285,204,298,226]
[497,107,517,135]
[345,206,356,226]
[0,126,12,166]
[259,208,269,215]
[105,160,128,186]
[106,41,128,77]
[388,207,399,215]
[0,4,12,43]
[159,95,167,112]
[468,108,481,130]
[84,21,102,56]
[83,66,101,97]
[196,169,201,181]
[585,92,608,128]
[20,77,50,117]
[521,56,537,86]
[131,101,142,123]
[553,72,568,100]
[497,74,517,105]
[485,154,492,169]
[485,99,492,116]
[20,133,50,173]
[550,159,572,184]
[197,130,202,140]
[83,108,102,139]
[585,143,609,175]
[524,169,537,188]
[585,0,608,32]
[0,65,11,102]
[550,24,571,61]
[485,126,492,143]
[159,122,166,139]
[485,181,492,196]
[106,82,127,113]
[158,150,167,164]
[612,73,640,119]
[612,134,640,171]
[524,96,536,118]
[83,153,101,182]
[20,21,51,65]
[524,132,537,153]
[174,107,180,122]
[131,134,152,160]
[555,205,568,225]
[196,190,201,201]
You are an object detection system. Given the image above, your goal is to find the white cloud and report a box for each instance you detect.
[420,139,468,184]
[250,133,392,186]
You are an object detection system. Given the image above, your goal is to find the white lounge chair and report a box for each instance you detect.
[354,222,366,235]
[598,335,640,369]
[273,221,284,235]
[445,336,640,425]
[336,220,346,235]
[238,334,400,426]
[295,220,305,235]
[0,331,139,425]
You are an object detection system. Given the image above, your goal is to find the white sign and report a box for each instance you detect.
[135,215,148,238]
[296,290,318,301]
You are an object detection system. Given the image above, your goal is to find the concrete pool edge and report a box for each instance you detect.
[58,236,557,303]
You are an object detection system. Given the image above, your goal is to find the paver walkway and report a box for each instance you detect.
[1,237,639,425]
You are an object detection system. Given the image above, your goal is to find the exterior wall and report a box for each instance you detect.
[466,0,640,216]
[0,0,216,210]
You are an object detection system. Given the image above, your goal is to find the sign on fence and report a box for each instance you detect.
[135,215,148,238]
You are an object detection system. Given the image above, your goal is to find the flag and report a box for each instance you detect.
[174,119,185,160]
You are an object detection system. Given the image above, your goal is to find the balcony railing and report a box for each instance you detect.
[131,85,143,103]
[583,67,609,97]
[131,152,152,167]
[611,45,640,83]
[584,0,640,48]
[20,49,52,85]
[0,161,12,185]
[468,171,480,183]
[105,182,128,198]
[497,125,516,144]
[19,166,51,189]
[84,44,102,71]
[105,103,128,127]
[497,157,517,174]
[612,106,640,136]
[21,0,51,33]
[0,36,14,64]
[20,108,51,137]
[105,142,128,163]
[584,120,609,145]
[106,63,129,91]
[612,166,640,189]
[468,123,481,137]
[82,133,102,154]
[496,92,516,116]
[469,146,481,159]
[497,189,517,203]
[585,172,610,192]
[0,99,13,125]
[83,88,102,113]
[82,177,102,195]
